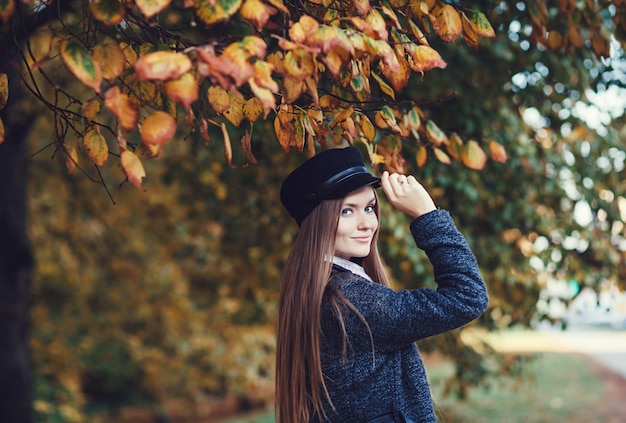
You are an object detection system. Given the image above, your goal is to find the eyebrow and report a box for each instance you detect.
[343,197,376,208]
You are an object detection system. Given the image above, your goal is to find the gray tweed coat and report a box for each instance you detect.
[318,209,489,422]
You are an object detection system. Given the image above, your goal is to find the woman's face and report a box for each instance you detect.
[334,186,379,260]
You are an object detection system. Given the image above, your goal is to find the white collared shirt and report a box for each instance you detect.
[332,256,373,282]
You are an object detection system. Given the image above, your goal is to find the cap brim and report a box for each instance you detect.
[326,173,380,199]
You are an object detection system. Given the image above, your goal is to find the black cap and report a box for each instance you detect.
[280,147,380,226]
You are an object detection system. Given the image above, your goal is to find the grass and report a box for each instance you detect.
[222,352,605,422]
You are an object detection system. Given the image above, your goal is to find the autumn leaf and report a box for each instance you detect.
[241,130,258,164]
[283,50,315,82]
[416,145,427,167]
[0,73,7,111]
[208,85,230,114]
[104,86,139,131]
[89,0,126,25]
[366,9,388,40]
[60,40,103,93]
[194,0,243,26]
[471,10,496,38]
[406,45,447,73]
[433,147,451,164]
[120,150,146,188]
[372,71,395,99]
[352,0,370,15]
[406,106,421,131]
[359,114,375,142]
[242,97,264,123]
[136,0,171,17]
[249,60,278,114]
[489,140,508,163]
[165,72,199,108]
[223,92,245,127]
[463,140,487,170]
[289,15,319,43]
[425,120,448,147]
[93,38,125,81]
[135,51,192,81]
[274,105,296,152]
[461,12,479,49]
[435,5,462,42]
[0,118,4,144]
[447,132,464,162]
[141,111,177,145]
[65,145,79,174]
[221,122,234,166]
[239,0,277,31]
[83,129,108,166]
[0,0,15,23]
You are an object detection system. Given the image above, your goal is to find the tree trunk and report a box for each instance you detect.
[0,62,34,423]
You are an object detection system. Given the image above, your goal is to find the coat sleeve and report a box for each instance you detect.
[332,209,489,350]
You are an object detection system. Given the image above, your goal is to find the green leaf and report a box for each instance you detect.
[60,41,103,93]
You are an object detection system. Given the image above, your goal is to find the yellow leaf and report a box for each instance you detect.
[120,150,146,188]
[65,145,78,174]
[321,49,345,77]
[82,100,100,122]
[0,0,15,23]
[372,71,395,99]
[425,120,448,147]
[366,9,388,40]
[352,0,370,15]
[194,0,244,26]
[447,132,464,162]
[221,122,234,166]
[408,19,429,45]
[135,51,192,81]
[282,77,305,104]
[224,92,245,127]
[83,129,108,166]
[136,0,172,17]
[0,73,8,111]
[359,114,376,142]
[208,85,230,113]
[0,118,4,144]
[120,42,138,68]
[239,0,277,31]
[462,140,487,170]
[104,86,139,131]
[435,4,462,42]
[60,40,103,93]
[266,0,289,15]
[165,72,199,108]
[547,30,563,51]
[243,97,264,122]
[93,38,125,81]
[283,50,315,82]
[141,111,176,145]
[433,147,451,164]
[471,11,496,38]
[89,0,125,25]
[249,60,278,113]
[489,140,508,163]
[289,15,319,43]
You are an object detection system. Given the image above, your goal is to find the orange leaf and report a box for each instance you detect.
[489,141,508,163]
[135,0,172,17]
[435,4,462,42]
[462,140,487,170]
[415,145,427,167]
[141,111,176,145]
[60,40,103,93]
[471,11,496,38]
[135,51,192,81]
[249,60,278,114]
[165,72,199,108]
[82,99,101,122]
[289,15,319,43]
[121,150,146,188]
[274,104,296,152]
[461,12,479,49]
[83,129,108,166]
[0,118,5,144]
[407,45,447,73]
[104,86,139,131]
[65,145,78,174]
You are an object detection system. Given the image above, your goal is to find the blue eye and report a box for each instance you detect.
[365,204,376,213]
[341,208,353,216]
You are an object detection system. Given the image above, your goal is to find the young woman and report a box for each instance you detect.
[276,147,488,423]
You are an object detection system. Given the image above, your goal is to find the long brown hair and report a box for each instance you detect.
[275,189,390,422]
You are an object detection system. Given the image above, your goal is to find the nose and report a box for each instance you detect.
[357,211,376,230]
